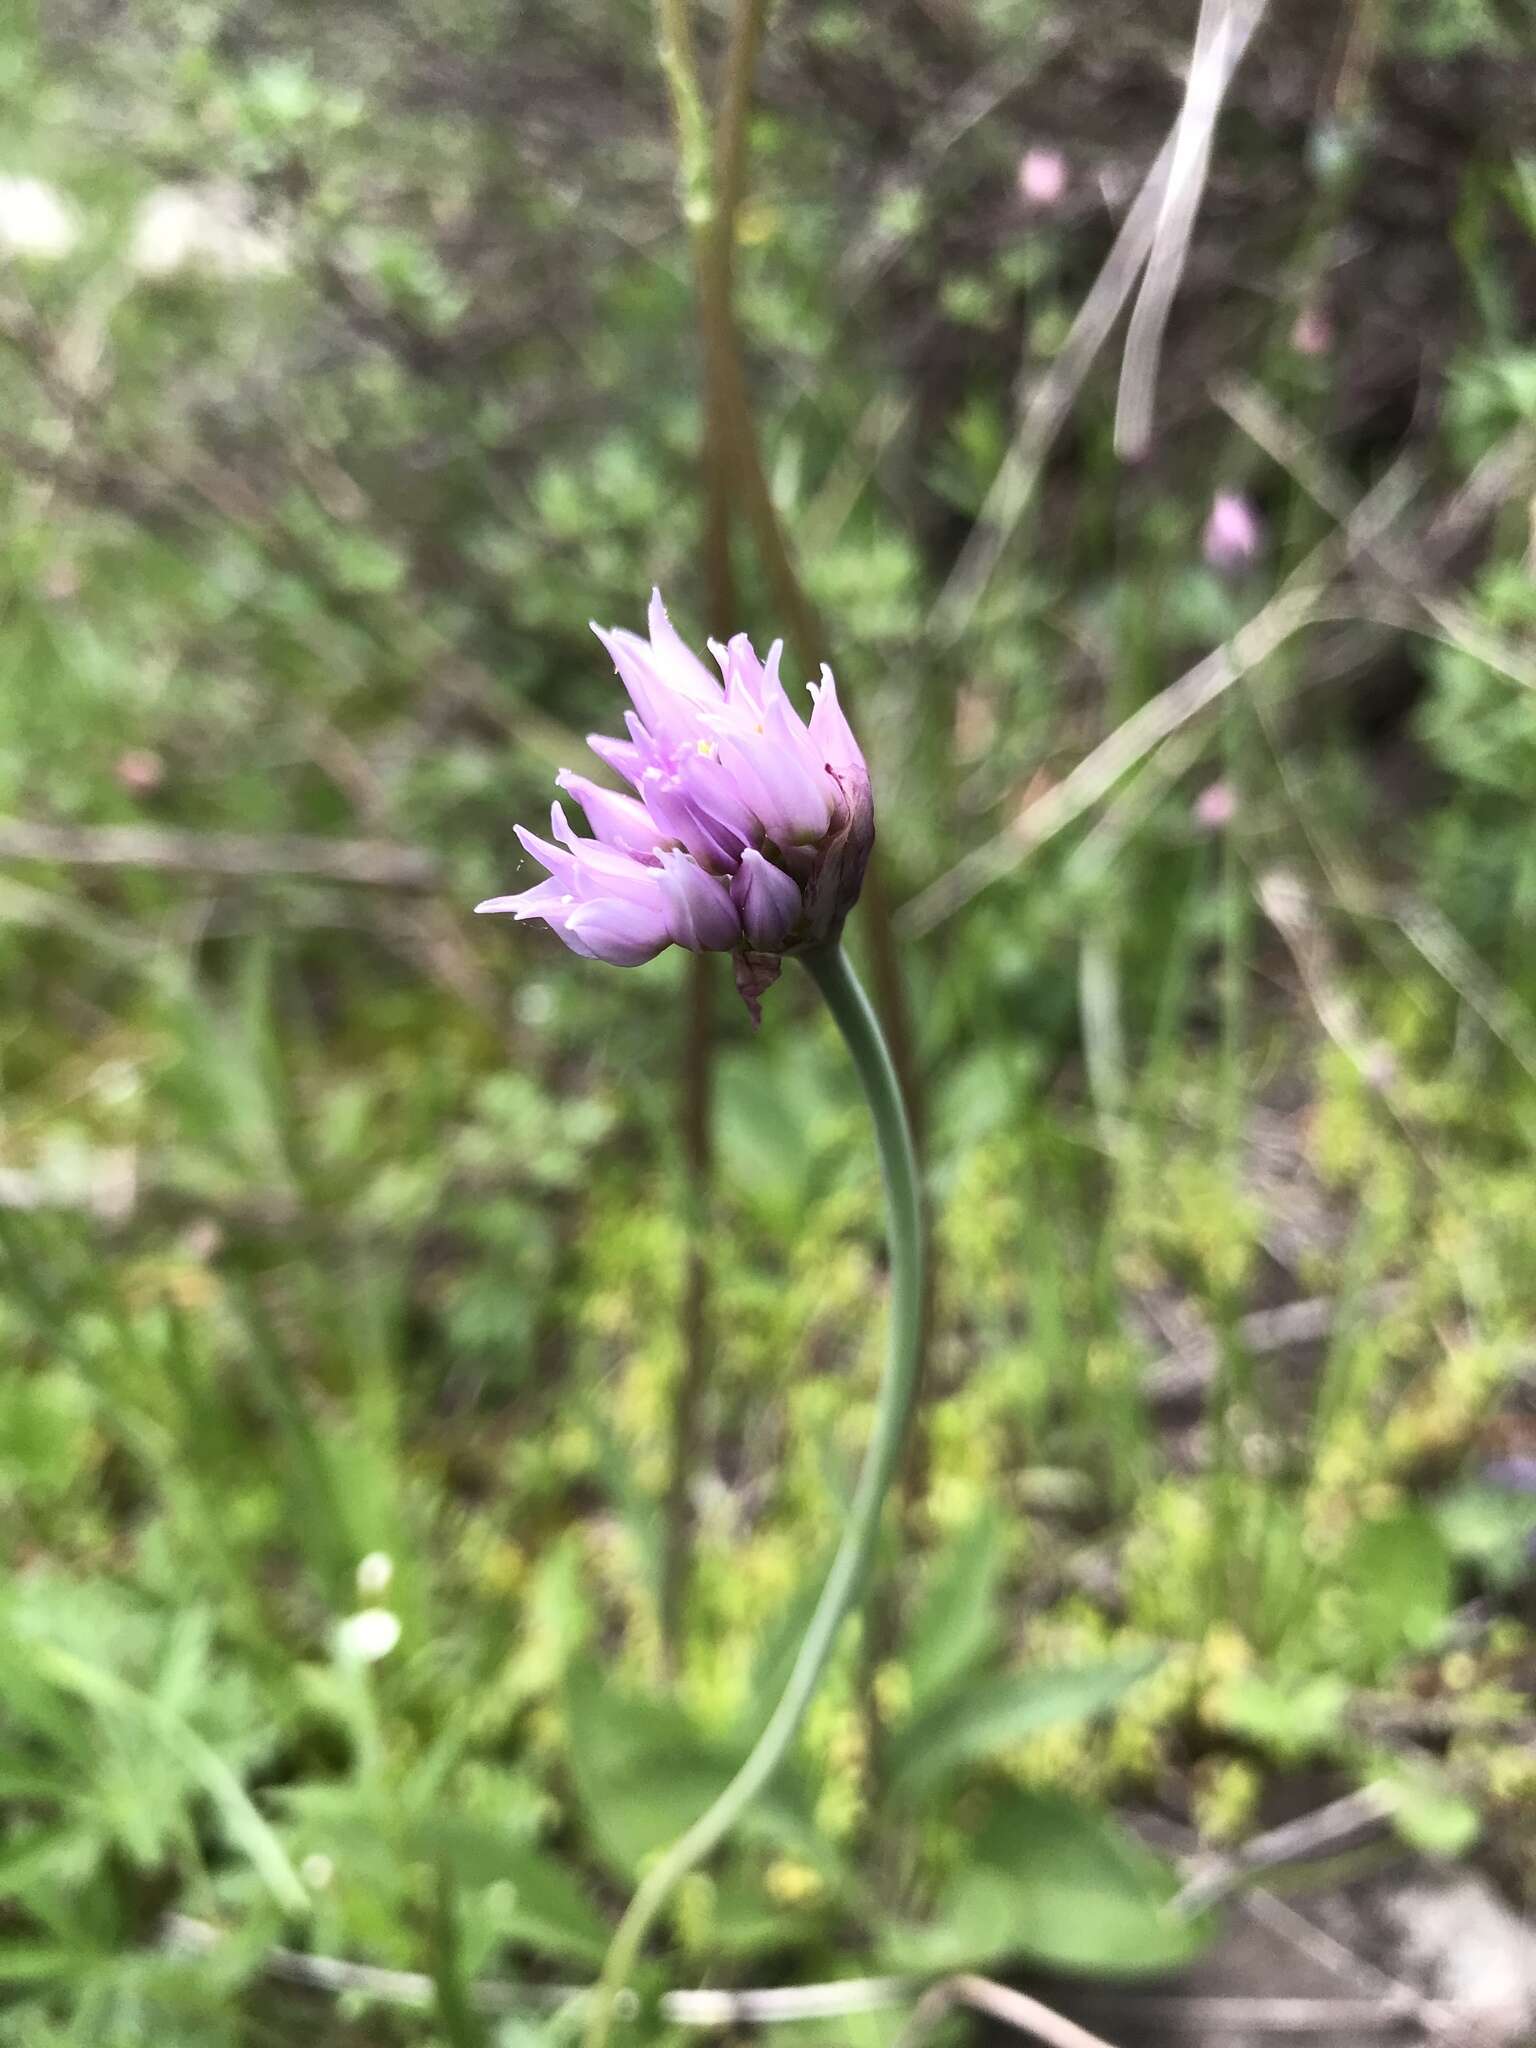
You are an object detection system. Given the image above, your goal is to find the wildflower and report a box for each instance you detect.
[335,1607,401,1663]
[1290,304,1333,358]
[1202,491,1262,573]
[1018,149,1068,209]
[114,748,165,795]
[0,176,78,261]
[355,1550,394,1597]
[477,590,874,1020]
[1193,780,1237,831]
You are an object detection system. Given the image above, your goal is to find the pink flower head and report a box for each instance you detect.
[1202,491,1262,572]
[1018,148,1068,209]
[477,591,875,1021]
[1193,780,1237,831]
[114,748,165,795]
[1289,304,1333,358]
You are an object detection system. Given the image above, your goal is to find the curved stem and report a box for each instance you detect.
[582,943,924,2048]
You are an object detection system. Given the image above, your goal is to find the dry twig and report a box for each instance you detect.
[934,3,1267,632]
[1216,380,1536,694]
[1075,1989,1439,2035]
[0,819,439,890]
[1143,1285,1409,1405]
[1174,1787,1394,1913]
[904,569,1328,936]
[1241,1889,1466,2043]
[164,1912,1515,2041]
[899,1973,1123,2048]
[1258,867,1397,1092]
[1115,0,1268,459]
[906,446,1425,937]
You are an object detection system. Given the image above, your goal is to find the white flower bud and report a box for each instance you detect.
[335,1607,401,1664]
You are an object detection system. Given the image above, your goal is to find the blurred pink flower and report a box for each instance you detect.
[114,748,165,795]
[476,591,874,1020]
[1202,491,1262,572]
[1194,781,1237,831]
[1018,149,1068,208]
[1290,305,1333,358]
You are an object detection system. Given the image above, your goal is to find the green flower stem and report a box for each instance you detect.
[581,942,924,2048]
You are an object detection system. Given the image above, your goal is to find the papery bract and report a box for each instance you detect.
[476,591,875,1019]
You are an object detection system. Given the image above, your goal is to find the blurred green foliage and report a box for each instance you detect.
[2,0,1536,2042]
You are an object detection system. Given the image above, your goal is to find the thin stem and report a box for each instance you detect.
[429,1863,490,2048]
[653,0,712,224]
[663,4,921,1146]
[582,944,925,2048]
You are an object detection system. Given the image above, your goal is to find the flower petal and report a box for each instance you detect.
[591,626,691,741]
[556,770,662,857]
[657,852,741,951]
[586,731,645,789]
[513,821,574,887]
[594,600,720,743]
[647,588,723,702]
[718,721,831,845]
[807,665,865,778]
[565,896,671,966]
[731,848,802,949]
[475,877,569,918]
[719,633,776,720]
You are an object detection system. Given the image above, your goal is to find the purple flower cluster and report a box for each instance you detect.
[477,592,874,1018]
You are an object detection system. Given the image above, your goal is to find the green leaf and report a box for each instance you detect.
[0,1826,87,1898]
[0,1942,86,1985]
[409,1816,609,1965]
[904,1511,1006,1708]
[28,1644,307,1915]
[695,1869,830,1961]
[1374,1759,1482,1858]
[564,1663,735,1876]
[887,1652,1161,1803]
[1338,1511,1453,1673]
[892,1789,1214,1976]
[563,1662,817,1880]
[1211,1671,1350,1760]
[1434,1484,1536,1590]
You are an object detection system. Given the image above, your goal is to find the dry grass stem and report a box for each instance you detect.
[0,819,439,889]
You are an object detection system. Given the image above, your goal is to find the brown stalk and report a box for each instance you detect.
[654,0,760,1680]
[673,0,932,1789]
[0,818,438,889]
[652,2,930,1741]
